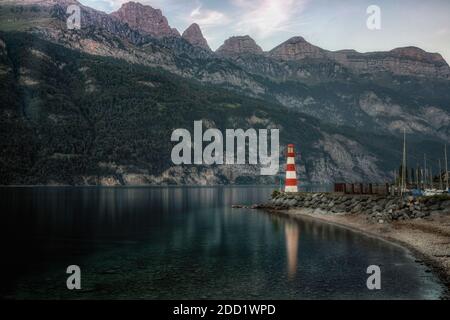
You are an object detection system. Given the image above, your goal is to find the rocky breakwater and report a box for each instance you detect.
[267,192,450,224]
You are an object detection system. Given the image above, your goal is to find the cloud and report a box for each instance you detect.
[232,0,310,38]
[436,27,450,36]
[189,6,231,27]
[185,0,311,50]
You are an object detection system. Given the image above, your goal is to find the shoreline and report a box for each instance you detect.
[0,184,280,188]
[264,207,450,299]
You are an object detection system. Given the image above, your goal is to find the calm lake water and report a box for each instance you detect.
[0,186,445,299]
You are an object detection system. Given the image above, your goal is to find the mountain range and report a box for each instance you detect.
[0,0,449,185]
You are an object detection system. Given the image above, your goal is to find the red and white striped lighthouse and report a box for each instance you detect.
[285,144,298,193]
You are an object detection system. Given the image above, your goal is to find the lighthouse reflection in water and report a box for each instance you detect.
[285,220,300,278]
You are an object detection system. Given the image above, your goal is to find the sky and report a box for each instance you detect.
[79,0,450,63]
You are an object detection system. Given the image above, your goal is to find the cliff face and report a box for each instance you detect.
[269,36,327,60]
[267,37,450,79]
[3,1,449,80]
[216,35,263,56]
[110,1,179,38]
[329,47,450,79]
[182,23,210,50]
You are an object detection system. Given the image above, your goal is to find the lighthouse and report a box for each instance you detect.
[285,144,298,193]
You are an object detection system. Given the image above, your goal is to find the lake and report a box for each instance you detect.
[0,186,445,299]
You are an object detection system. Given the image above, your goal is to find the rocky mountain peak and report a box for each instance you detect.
[182,23,210,51]
[216,35,263,56]
[110,1,179,38]
[286,36,306,43]
[390,47,447,65]
[269,36,326,60]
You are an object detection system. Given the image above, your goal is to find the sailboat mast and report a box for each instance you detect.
[416,164,419,188]
[401,129,406,194]
[424,154,427,189]
[445,144,449,191]
[421,168,424,189]
[429,166,433,188]
[439,159,443,190]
